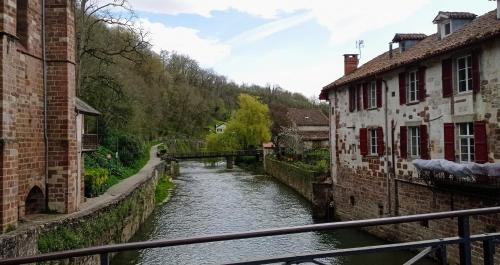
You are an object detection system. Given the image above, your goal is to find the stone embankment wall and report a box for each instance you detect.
[265,157,315,201]
[265,157,332,219]
[0,161,167,265]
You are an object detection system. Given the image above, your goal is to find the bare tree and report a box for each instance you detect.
[75,0,149,95]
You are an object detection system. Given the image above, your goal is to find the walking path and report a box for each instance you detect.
[2,145,162,234]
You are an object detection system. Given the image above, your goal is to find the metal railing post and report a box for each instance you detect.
[100,253,109,265]
[483,239,495,265]
[458,216,472,265]
[436,245,448,265]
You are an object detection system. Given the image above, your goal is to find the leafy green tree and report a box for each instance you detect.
[225,94,272,149]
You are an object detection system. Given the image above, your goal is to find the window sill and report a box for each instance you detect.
[406,101,420,106]
[455,91,473,96]
[366,107,379,111]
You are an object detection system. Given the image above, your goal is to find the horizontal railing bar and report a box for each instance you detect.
[224,237,463,265]
[1,208,500,265]
[402,247,434,265]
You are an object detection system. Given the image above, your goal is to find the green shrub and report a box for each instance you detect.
[315,159,329,174]
[84,168,109,197]
[85,146,125,177]
[103,131,144,167]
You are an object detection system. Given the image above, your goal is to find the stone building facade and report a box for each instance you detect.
[320,6,500,264]
[286,108,330,150]
[0,0,80,232]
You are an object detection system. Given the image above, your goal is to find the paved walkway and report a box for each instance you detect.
[8,145,162,231]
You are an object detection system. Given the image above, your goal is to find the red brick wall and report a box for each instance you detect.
[0,0,78,231]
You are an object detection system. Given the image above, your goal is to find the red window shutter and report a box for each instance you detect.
[474,121,488,164]
[360,128,368,156]
[418,67,426,101]
[399,72,406,105]
[420,124,430,160]
[363,83,368,109]
[400,126,407,159]
[376,79,383,108]
[471,52,480,93]
[377,127,384,155]
[357,84,362,111]
[349,86,355,112]
[444,123,455,161]
[442,59,453,98]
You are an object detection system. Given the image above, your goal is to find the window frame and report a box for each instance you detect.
[367,81,377,109]
[443,22,452,36]
[456,55,473,94]
[369,128,378,155]
[406,70,419,103]
[457,122,475,163]
[408,126,420,158]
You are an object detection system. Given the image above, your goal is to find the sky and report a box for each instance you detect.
[127,0,497,99]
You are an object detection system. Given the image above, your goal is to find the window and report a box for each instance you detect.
[444,22,451,36]
[16,0,28,46]
[369,128,378,155]
[407,70,419,103]
[408,126,420,157]
[457,123,474,163]
[368,81,377,109]
[457,55,473,93]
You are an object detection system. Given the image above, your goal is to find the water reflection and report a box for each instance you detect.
[112,161,435,265]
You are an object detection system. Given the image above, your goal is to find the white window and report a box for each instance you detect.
[369,129,378,155]
[457,55,472,93]
[458,123,474,163]
[408,126,420,158]
[407,70,419,103]
[368,81,377,109]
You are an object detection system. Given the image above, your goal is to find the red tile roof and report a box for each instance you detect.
[392,33,428,42]
[287,108,329,126]
[320,10,500,100]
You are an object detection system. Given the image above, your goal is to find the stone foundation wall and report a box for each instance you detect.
[0,161,167,265]
[333,164,500,265]
[265,157,315,201]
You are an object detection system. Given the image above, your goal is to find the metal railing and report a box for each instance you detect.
[163,149,263,160]
[82,134,99,151]
[1,207,500,265]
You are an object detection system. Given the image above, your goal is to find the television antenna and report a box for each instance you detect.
[356,40,365,59]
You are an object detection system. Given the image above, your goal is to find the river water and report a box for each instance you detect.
[112,161,435,265]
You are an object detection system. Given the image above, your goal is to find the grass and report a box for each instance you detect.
[155,175,175,205]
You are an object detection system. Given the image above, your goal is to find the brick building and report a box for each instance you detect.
[320,4,500,263]
[0,0,83,232]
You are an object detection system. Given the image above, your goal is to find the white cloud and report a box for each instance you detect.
[130,0,429,44]
[228,12,315,45]
[138,19,231,66]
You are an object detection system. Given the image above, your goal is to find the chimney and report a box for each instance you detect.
[344,54,359,75]
[389,42,393,58]
[498,0,500,19]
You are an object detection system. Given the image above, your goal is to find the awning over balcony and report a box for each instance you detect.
[75,98,101,116]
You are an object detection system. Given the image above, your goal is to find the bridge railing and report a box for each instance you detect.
[163,149,263,159]
[1,207,500,265]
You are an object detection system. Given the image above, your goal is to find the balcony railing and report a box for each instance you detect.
[1,207,500,265]
[82,134,99,151]
[418,169,500,191]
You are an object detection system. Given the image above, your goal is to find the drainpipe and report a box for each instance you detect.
[382,80,391,215]
[42,0,49,211]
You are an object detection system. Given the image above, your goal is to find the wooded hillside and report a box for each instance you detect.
[76,0,325,141]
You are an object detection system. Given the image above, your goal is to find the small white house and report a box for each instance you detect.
[215,124,226,134]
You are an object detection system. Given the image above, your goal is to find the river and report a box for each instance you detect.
[112,161,435,265]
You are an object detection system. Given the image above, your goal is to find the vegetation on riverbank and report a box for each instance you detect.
[273,148,330,174]
[155,175,175,205]
[84,140,152,197]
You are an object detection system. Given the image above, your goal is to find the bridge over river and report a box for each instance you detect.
[162,149,263,169]
[111,161,436,265]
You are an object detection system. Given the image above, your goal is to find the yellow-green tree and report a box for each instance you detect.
[226,94,272,149]
[205,94,271,151]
